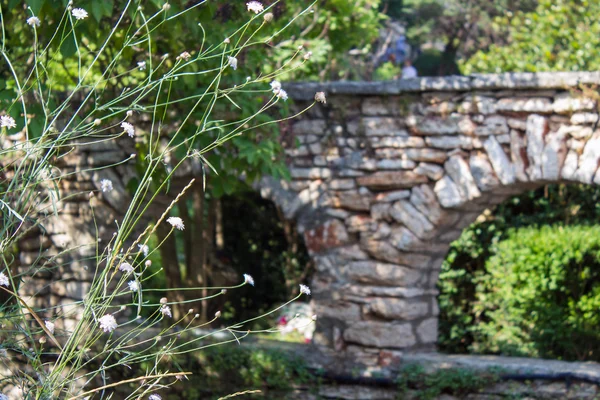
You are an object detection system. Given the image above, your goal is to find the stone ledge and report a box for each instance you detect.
[286,71,600,99]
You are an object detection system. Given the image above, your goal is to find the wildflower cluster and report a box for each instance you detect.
[0,1,323,398]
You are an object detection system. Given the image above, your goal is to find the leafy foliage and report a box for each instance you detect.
[473,225,600,361]
[463,0,600,73]
[439,184,600,361]
[173,346,316,399]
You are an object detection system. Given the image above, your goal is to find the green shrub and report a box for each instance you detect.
[473,225,600,361]
[173,346,316,399]
[438,184,600,359]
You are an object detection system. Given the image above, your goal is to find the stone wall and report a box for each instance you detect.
[12,71,600,356]
[256,71,600,355]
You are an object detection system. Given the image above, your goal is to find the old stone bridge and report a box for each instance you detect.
[18,71,600,360]
[256,71,600,356]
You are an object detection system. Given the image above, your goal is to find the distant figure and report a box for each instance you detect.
[402,60,418,79]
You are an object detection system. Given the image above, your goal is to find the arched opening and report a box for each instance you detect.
[438,183,600,361]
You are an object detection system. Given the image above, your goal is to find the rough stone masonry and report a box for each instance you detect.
[256,71,600,357]
[13,71,600,359]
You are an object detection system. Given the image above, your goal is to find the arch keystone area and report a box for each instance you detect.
[257,71,600,354]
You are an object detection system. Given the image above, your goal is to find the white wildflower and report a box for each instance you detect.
[100,179,113,193]
[270,80,281,93]
[137,61,146,71]
[119,262,134,274]
[303,51,312,61]
[71,8,88,20]
[299,284,311,295]
[160,305,172,318]
[177,51,191,61]
[167,216,185,230]
[128,280,139,292]
[315,92,326,104]
[243,274,255,286]
[0,272,8,287]
[149,394,162,400]
[246,1,264,13]
[44,320,55,334]
[98,314,117,333]
[121,122,135,137]
[27,16,41,27]
[227,56,238,70]
[276,89,288,101]
[0,115,16,129]
[138,244,149,257]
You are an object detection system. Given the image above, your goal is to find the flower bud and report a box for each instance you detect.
[263,12,273,22]
[160,297,168,304]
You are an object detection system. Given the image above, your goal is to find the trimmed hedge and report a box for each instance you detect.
[440,225,600,361]
[473,225,600,360]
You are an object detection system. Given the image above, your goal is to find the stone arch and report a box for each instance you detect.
[257,72,600,358]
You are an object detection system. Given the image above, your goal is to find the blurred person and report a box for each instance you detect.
[402,59,418,79]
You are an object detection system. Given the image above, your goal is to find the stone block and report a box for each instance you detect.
[362,97,397,116]
[474,115,509,136]
[434,175,465,208]
[293,119,327,135]
[331,193,371,211]
[445,155,482,201]
[541,127,568,180]
[409,115,472,135]
[416,317,438,344]
[509,130,529,182]
[570,112,598,125]
[404,148,448,163]
[495,97,552,113]
[460,95,497,114]
[376,159,416,170]
[484,136,516,185]
[410,184,455,226]
[356,171,428,190]
[363,117,406,136]
[327,179,356,190]
[343,321,417,348]
[426,136,473,150]
[390,227,448,254]
[561,150,579,181]
[371,203,391,221]
[374,190,411,203]
[414,162,444,180]
[314,301,362,321]
[369,298,429,320]
[344,261,423,286]
[346,215,373,233]
[290,167,332,179]
[360,234,432,267]
[390,200,435,239]
[303,219,349,253]
[507,118,528,130]
[369,136,425,148]
[552,93,596,114]
[469,153,500,192]
[526,114,548,180]
[573,133,600,183]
